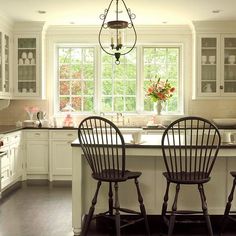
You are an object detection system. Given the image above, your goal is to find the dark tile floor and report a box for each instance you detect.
[0,183,235,236]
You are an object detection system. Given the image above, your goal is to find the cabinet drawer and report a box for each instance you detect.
[50,131,77,140]
[25,131,48,140]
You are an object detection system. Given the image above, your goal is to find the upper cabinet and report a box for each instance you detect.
[0,31,11,99]
[193,21,236,99]
[13,22,45,99]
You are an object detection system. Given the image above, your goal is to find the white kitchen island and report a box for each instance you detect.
[71,133,236,235]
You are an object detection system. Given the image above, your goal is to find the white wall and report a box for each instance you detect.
[0,23,236,125]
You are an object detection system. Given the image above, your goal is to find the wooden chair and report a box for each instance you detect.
[220,172,236,235]
[78,116,150,236]
[160,116,221,236]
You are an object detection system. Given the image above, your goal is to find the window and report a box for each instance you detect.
[143,47,181,114]
[101,49,137,112]
[55,44,182,115]
[56,46,95,113]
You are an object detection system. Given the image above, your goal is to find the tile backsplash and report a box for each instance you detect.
[0,99,236,127]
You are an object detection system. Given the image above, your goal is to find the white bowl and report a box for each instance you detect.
[212,118,236,127]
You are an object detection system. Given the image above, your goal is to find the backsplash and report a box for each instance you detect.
[0,99,235,127]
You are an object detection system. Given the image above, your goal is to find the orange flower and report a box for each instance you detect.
[145,78,175,102]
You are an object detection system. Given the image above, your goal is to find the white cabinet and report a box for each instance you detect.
[193,21,236,99]
[13,22,45,99]
[1,131,22,190]
[0,31,11,98]
[25,130,48,178]
[49,130,77,181]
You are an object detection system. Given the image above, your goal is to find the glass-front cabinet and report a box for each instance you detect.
[0,31,11,98]
[14,36,39,97]
[5,34,9,93]
[197,34,236,98]
[223,36,236,94]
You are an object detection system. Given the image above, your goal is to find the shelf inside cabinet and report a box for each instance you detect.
[202,47,217,50]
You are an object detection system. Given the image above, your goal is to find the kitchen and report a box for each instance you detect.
[1,0,236,235]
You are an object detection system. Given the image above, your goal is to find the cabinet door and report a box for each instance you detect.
[4,34,9,93]
[222,36,236,96]
[26,140,48,174]
[1,148,11,189]
[197,35,220,97]
[14,36,39,98]
[0,32,2,93]
[51,140,72,176]
[9,142,22,180]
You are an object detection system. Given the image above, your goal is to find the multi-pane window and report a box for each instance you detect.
[57,47,95,112]
[101,49,137,112]
[55,45,182,115]
[143,47,180,113]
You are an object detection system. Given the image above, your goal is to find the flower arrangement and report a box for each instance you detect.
[24,106,39,120]
[146,78,175,102]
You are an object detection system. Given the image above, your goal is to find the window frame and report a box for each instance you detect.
[53,43,184,116]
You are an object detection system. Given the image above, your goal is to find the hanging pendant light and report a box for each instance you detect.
[98,0,137,64]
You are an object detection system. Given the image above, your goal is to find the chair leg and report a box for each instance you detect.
[108,182,114,216]
[134,178,150,236]
[80,181,102,236]
[168,183,180,236]
[220,177,236,235]
[198,184,213,236]
[160,180,170,236]
[114,182,121,236]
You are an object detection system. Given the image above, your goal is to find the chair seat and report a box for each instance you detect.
[163,172,210,184]
[92,169,141,182]
[230,171,236,177]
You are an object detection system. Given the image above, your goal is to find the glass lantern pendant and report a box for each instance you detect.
[98,0,137,64]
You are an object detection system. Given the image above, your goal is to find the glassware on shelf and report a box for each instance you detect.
[202,55,207,64]
[19,58,23,65]
[228,55,236,64]
[209,56,216,64]
[21,52,27,59]
[28,52,33,59]
[30,58,35,64]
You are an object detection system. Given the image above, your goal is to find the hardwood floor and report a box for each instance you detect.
[0,183,235,236]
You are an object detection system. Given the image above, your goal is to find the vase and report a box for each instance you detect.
[156,101,163,115]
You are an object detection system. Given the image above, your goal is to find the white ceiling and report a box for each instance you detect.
[0,0,236,26]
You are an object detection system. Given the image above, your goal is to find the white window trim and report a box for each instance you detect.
[53,43,184,117]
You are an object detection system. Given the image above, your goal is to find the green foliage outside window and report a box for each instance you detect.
[57,46,181,114]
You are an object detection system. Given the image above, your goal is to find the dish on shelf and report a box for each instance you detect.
[212,118,236,126]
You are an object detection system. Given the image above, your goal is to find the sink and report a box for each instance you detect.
[212,118,236,127]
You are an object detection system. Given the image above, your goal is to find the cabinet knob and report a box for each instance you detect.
[67,134,73,136]
[35,133,41,136]
[220,85,224,89]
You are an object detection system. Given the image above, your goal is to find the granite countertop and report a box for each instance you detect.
[0,124,236,135]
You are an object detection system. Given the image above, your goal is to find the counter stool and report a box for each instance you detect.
[160,116,221,236]
[78,116,150,236]
[220,172,236,235]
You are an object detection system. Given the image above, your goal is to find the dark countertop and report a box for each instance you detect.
[0,125,236,135]
[0,125,22,134]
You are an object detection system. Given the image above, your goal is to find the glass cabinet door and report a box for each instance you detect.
[0,32,2,92]
[200,37,218,94]
[4,34,9,93]
[17,38,36,94]
[223,37,236,93]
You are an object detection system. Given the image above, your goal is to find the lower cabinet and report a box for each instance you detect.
[23,129,77,181]
[24,130,49,179]
[1,131,22,192]
[49,130,77,181]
